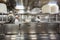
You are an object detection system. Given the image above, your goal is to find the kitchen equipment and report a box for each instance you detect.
[37,34,50,40]
[5,35,17,40]
[31,8,41,14]
[5,24,19,35]
[39,15,49,22]
[0,34,5,40]
[28,22,36,34]
[16,31,24,40]
[49,34,59,40]
[36,23,48,34]
[49,15,56,22]
[29,34,37,40]
[0,24,6,34]
[21,23,30,33]
[24,33,30,40]
[0,15,9,22]
[47,23,59,33]
[5,35,11,40]
[0,3,8,23]
[21,22,36,33]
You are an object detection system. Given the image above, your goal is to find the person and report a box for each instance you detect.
[15,15,20,24]
[8,11,15,23]
[31,16,36,22]
[35,16,40,22]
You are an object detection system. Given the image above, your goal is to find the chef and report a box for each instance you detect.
[15,15,20,24]
[8,11,15,23]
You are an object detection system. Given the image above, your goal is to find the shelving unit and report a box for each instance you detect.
[14,11,60,24]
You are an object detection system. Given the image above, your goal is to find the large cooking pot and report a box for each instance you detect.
[0,24,6,34]
[21,23,30,33]
[36,23,48,34]
[5,24,19,34]
[21,22,36,33]
[5,35,17,40]
[36,23,59,34]
[47,23,59,33]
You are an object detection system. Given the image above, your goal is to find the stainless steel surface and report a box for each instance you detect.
[0,15,9,23]
[21,23,30,33]
[39,15,49,22]
[5,35,11,40]
[0,24,6,34]
[0,0,59,40]
[36,23,59,33]
[5,35,17,40]
[29,23,36,33]
[0,23,59,40]
[0,34,5,40]
[37,34,59,40]
[47,23,59,33]
[59,24,60,33]
[36,23,48,33]
[29,34,37,40]
[38,34,50,40]
[24,33,30,40]
[5,24,19,34]
[4,33,60,40]
[21,22,36,33]
[21,22,59,34]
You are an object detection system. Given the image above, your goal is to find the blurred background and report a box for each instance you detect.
[0,0,60,40]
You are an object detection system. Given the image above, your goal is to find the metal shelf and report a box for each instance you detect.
[15,12,60,15]
[17,21,60,24]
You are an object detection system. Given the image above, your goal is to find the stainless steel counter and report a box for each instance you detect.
[0,22,59,40]
[4,24,19,35]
